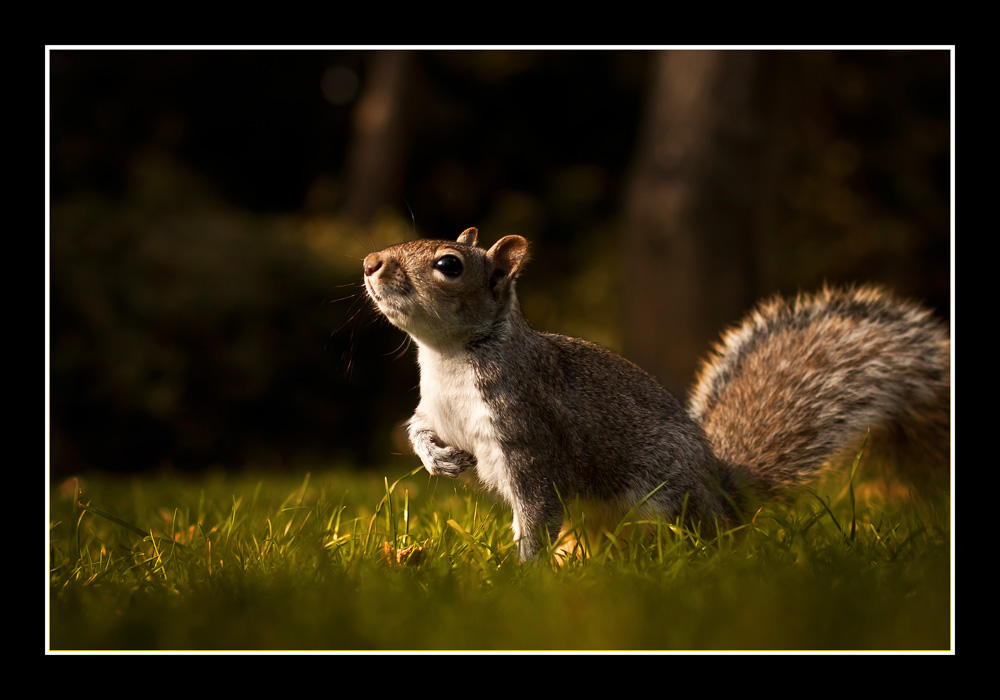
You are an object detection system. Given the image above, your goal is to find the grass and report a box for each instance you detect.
[48,461,952,652]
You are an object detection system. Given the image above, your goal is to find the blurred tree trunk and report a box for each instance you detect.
[340,50,418,225]
[622,50,794,395]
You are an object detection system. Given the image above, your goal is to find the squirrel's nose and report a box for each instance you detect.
[363,253,383,277]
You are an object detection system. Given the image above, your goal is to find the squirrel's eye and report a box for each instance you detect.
[434,254,463,277]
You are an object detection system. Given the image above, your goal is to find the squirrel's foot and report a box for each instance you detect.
[411,428,476,478]
[425,444,477,478]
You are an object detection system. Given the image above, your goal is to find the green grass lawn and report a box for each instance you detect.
[48,463,952,652]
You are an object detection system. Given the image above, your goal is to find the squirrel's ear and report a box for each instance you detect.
[487,235,529,294]
[456,227,479,247]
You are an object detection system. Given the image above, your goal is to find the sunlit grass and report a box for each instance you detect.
[48,463,951,651]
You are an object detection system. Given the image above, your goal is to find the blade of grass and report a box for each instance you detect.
[600,480,669,562]
[848,431,869,543]
[447,519,492,572]
[76,501,188,550]
[385,477,397,549]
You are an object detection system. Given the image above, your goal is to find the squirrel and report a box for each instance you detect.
[362,227,951,561]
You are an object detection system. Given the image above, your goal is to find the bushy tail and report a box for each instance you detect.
[687,286,951,497]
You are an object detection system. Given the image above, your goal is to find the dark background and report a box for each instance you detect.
[48,48,951,476]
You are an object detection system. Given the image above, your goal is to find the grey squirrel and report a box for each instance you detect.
[362,227,951,561]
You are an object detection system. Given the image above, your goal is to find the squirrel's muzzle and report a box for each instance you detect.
[363,253,383,277]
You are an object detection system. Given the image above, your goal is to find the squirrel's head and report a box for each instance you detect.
[363,227,529,350]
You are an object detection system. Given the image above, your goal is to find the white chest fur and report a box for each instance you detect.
[415,344,512,500]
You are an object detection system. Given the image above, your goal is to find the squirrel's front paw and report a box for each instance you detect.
[425,444,477,478]
[411,429,476,478]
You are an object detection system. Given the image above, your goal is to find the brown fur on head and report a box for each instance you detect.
[363,227,529,350]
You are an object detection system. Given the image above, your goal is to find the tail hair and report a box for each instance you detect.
[687,285,950,497]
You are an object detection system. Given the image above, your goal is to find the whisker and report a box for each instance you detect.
[402,198,417,238]
[386,334,411,360]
